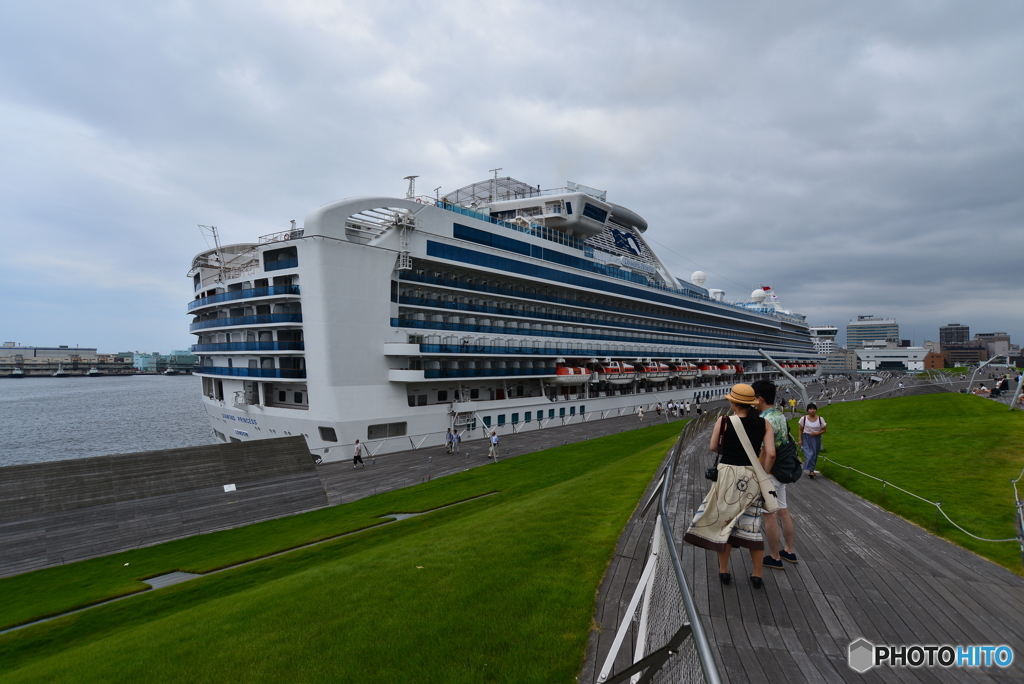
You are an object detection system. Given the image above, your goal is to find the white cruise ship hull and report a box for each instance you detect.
[188,180,819,460]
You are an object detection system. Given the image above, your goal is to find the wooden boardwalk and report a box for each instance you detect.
[583,420,1024,684]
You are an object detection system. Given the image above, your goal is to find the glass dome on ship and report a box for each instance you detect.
[188,175,818,459]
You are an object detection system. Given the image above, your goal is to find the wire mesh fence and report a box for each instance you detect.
[597,410,724,684]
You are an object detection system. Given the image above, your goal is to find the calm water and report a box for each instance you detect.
[0,375,213,467]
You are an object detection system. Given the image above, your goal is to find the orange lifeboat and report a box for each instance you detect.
[699,364,721,377]
[719,364,736,376]
[640,361,671,383]
[551,365,591,386]
[672,361,699,380]
[734,364,744,375]
[595,360,636,385]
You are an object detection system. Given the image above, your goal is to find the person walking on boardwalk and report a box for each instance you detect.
[353,439,365,468]
[684,400,691,417]
[798,404,827,478]
[445,428,454,454]
[488,431,498,459]
[452,430,461,454]
[637,406,644,422]
[683,383,777,589]
[752,381,799,570]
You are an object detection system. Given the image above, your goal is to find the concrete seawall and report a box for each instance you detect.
[0,437,327,578]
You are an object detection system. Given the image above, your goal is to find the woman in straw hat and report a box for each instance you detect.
[683,383,776,589]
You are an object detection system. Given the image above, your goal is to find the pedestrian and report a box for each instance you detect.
[656,402,663,418]
[353,439,365,468]
[798,404,827,478]
[488,430,498,459]
[684,383,777,589]
[445,428,454,454]
[453,430,461,454]
[695,400,702,416]
[684,400,691,416]
[752,381,799,570]
[637,406,644,422]
[788,397,797,415]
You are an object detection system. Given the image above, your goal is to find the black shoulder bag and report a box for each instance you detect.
[705,418,726,481]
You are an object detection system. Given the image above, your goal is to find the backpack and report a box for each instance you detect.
[771,428,803,484]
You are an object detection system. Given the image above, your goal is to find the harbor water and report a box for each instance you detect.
[0,375,213,467]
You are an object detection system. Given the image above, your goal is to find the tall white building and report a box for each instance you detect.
[809,325,839,355]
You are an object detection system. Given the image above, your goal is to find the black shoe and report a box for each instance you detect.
[750,575,763,589]
[719,572,731,585]
[780,550,798,564]
[763,556,784,570]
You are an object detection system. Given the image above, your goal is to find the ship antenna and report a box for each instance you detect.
[488,167,502,202]
[198,224,226,284]
[404,175,419,199]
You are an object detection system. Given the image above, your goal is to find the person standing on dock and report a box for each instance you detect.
[488,431,498,459]
[445,428,454,454]
[353,440,365,468]
[452,430,461,455]
[752,381,799,571]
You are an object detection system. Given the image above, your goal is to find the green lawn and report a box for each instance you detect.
[0,423,681,683]
[808,393,1024,574]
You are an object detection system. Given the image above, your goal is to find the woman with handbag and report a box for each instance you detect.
[683,383,777,588]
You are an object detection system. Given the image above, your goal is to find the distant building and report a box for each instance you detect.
[941,343,987,367]
[938,323,970,348]
[924,352,945,370]
[846,316,899,349]
[973,332,1011,359]
[133,350,197,373]
[821,348,859,373]
[0,343,133,376]
[922,340,941,353]
[856,342,929,372]
[809,325,839,354]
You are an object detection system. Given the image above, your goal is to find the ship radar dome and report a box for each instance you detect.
[750,289,767,302]
[691,271,706,286]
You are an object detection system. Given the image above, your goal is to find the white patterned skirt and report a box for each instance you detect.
[683,463,765,552]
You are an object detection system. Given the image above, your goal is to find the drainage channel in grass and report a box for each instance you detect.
[0,492,499,636]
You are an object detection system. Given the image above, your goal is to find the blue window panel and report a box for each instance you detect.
[565,201,572,215]
[570,406,576,416]
[582,203,608,223]
[483,416,492,427]
[511,413,519,424]
[531,245,543,259]
[524,411,531,422]
[497,414,506,426]
[548,409,555,419]
[559,407,566,417]
[580,405,585,414]
[423,242,770,326]
[266,258,298,272]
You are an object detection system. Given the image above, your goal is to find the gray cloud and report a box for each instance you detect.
[1,1,1021,351]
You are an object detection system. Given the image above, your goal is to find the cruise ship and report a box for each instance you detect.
[188,176,819,460]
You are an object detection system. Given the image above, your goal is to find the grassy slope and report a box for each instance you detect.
[809,393,1024,573]
[1,424,679,683]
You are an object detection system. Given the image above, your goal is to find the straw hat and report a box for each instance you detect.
[725,383,758,405]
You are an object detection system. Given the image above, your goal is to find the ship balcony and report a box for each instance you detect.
[194,366,307,379]
[190,313,303,332]
[389,369,426,382]
[188,285,300,312]
[191,341,305,353]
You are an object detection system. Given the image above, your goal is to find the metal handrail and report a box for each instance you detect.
[597,408,725,684]
[657,416,723,684]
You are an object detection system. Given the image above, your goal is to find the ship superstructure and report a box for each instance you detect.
[188,177,819,458]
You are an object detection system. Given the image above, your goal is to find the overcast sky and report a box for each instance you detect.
[2,1,1021,353]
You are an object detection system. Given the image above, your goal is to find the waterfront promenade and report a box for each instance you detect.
[582,398,1024,683]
